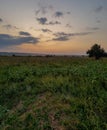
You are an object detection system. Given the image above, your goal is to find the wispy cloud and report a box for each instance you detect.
[41,29,52,33]
[19,31,31,36]
[3,24,18,30]
[66,24,72,28]
[35,6,47,15]
[48,21,61,25]
[0,34,39,48]
[95,6,103,13]
[54,32,71,37]
[53,36,69,41]
[53,32,72,41]
[87,27,100,31]
[66,12,71,15]
[52,32,93,41]
[35,5,54,15]
[96,20,101,23]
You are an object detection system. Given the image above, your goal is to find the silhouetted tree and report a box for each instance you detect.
[103,52,107,57]
[12,54,16,57]
[87,44,105,59]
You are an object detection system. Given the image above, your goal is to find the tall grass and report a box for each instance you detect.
[0,56,107,130]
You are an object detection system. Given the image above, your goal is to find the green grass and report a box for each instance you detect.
[0,56,107,130]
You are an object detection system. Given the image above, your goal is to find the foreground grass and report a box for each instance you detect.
[0,56,107,130]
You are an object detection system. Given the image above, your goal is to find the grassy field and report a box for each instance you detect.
[0,56,107,130]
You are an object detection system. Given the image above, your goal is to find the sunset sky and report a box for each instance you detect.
[0,0,107,55]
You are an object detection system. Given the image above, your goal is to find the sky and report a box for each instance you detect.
[0,0,107,55]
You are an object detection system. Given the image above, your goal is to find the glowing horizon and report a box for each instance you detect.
[0,0,107,54]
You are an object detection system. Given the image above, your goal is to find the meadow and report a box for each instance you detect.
[0,56,107,130]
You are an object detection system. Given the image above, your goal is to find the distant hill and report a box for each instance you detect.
[0,52,86,57]
[0,52,45,56]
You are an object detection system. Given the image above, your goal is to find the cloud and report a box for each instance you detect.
[41,29,52,33]
[0,34,39,48]
[36,17,61,25]
[19,31,31,36]
[96,20,101,23]
[87,27,100,31]
[0,18,3,23]
[72,32,93,37]
[35,5,54,16]
[48,21,61,25]
[54,32,71,37]
[53,32,72,41]
[66,24,72,28]
[36,17,47,25]
[95,6,103,13]
[66,12,71,15]
[3,24,18,30]
[53,36,69,41]
[52,32,92,41]
[35,6,47,15]
[54,11,63,18]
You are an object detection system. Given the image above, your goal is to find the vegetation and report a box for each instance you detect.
[87,44,107,59]
[0,56,107,130]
